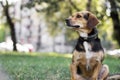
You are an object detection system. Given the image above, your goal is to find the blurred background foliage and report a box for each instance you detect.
[0,24,5,42]
[24,0,120,49]
[0,0,120,51]
[0,23,10,42]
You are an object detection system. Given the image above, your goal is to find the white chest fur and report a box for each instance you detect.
[79,31,88,38]
[83,41,93,59]
[83,41,93,70]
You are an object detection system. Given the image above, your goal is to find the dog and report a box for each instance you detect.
[65,11,109,80]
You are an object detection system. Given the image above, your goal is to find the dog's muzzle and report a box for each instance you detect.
[65,18,80,28]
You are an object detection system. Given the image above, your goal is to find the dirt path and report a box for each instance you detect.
[0,64,9,80]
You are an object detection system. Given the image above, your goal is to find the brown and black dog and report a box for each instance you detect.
[65,11,109,80]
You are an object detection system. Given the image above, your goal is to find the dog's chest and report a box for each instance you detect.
[83,41,96,70]
[83,41,93,59]
[74,39,103,70]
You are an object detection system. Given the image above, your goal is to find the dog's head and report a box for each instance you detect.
[65,11,99,32]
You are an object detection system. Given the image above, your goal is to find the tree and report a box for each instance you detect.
[68,0,80,11]
[108,0,120,46]
[86,0,92,11]
[36,24,41,51]
[0,0,17,51]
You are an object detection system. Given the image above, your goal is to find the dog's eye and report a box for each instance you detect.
[76,15,81,18]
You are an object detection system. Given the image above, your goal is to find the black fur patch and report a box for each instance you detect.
[91,38,104,52]
[83,13,89,20]
[75,39,85,52]
[75,37,103,52]
[75,29,103,52]
[77,66,82,75]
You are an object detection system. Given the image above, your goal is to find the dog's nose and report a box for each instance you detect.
[65,18,70,26]
[65,18,69,22]
[65,18,69,23]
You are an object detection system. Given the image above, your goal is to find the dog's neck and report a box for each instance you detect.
[79,32,88,38]
[78,28,98,41]
[78,29,92,38]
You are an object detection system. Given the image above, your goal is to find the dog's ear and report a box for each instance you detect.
[86,12,99,28]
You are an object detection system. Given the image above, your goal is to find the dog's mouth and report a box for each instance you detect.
[71,25,80,28]
[65,19,80,28]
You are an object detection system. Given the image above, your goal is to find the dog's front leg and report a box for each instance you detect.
[92,61,102,80]
[70,63,77,80]
[70,50,80,80]
[70,63,85,80]
[71,50,85,80]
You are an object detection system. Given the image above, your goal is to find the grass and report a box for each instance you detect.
[0,51,119,80]
[0,52,71,80]
[103,55,120,74]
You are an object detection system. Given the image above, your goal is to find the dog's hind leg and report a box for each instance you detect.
[98,64,109,80]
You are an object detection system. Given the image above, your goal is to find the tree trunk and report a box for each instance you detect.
[68,0,80,11]
[36,25,41,51]
[86,0,92,11]
[1,0,17,51]
[108,0,120,46]
[27,16,32,43]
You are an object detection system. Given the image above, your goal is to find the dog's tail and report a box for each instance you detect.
[107,73,120,80]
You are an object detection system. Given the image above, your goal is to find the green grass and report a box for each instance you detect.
[0,51,119,80]
[0,52,71,80]
[103,55,120,74]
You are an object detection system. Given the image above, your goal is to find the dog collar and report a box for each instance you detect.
[79,28,98,41]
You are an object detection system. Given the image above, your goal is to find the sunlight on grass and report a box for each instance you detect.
[0,51,72,58]
[47,52,72,58]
